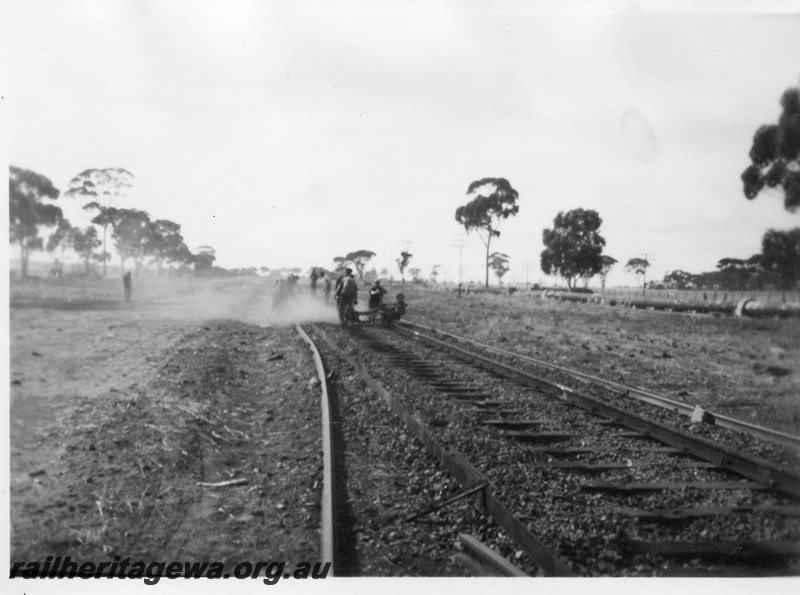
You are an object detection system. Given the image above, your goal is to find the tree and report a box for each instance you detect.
[741,80,800,212]
[662,270,693,290]
[408,268,421,282]
[9,166,63,278]
[488,252,510,285]
[625,257,650,295]
[168,243,195,274]
[66,168,133,276]
[717,258,748,290]
[82,203,119,274]
[332,257,347,275]
[47,219,74,274]
[71,226,102,273]
[760,228,800,300]
[598,255,617,291]
[455,177,519,287]
[430,264,441,283]
[345,250,376,281]
[112,209,153,272]
[540,209,605,291]
[396,251,412,285]
[149,219,185,275]
[194,245,216,275]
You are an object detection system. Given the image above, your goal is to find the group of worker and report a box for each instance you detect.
[270,266,404,325]
[308,267,391,325]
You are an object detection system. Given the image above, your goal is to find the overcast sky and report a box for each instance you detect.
[6,0,800,287]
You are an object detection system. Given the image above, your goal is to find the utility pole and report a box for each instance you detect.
[449,234,470,298]
[524,260,536,289]
[643,253,647,297]
[638,253,653,297]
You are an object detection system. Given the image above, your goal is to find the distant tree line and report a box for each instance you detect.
[8,166,226,278]
[650,228,800,299]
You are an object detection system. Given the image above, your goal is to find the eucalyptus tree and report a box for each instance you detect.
[598,255,617,291]
[455,177,519,287]
[662,270,693,290]
[71,226,102,273]
[9,166,63,277]
[66,168,133,276]
[625,257,650,295]
[111,208,152,272]
[488,252,510,285]
[540,209,605,291]
[396,251,412,285]
[345,250,376,281]
[194,245,216,274]
[332,257,347,275]
[149,219,185,275]
[46,219,74,273]
[741,80,800,212]
[760,228,800,300]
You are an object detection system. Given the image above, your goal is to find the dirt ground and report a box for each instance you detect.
[7,276,800,586]
[9,276,338,579]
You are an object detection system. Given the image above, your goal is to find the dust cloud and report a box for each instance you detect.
[261,293,341,327]
[9,276,343,327]
[125,277,340,327]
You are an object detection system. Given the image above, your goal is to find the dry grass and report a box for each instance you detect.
[401,286,800,436]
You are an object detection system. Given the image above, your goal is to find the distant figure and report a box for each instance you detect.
[310,269,319,294]
[321,273,332,303]
[369,280,387,309]
[381,293,407,328]
[273,274,300,313]
[123,271,132,302]
[337,269,358,325]
[334,268,352,306]
[368,280,387,322]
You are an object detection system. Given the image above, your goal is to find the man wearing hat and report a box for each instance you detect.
[336,268,358,325]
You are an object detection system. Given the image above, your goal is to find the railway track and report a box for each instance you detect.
[304,320,800,577]
[400,320,800,451]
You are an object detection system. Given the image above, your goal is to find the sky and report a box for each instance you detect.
[5,0,800,287]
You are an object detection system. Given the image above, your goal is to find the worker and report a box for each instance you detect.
[337,269,358,325]
[123,271,132,302]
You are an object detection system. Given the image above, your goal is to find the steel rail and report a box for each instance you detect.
[394,324,800,499]
[311,324,574,577]
[399,320,800,451]
[295,324,337,575]
[456,534,529,577]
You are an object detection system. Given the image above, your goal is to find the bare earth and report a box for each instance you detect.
[9,276,337,578]
[8,276,800,583]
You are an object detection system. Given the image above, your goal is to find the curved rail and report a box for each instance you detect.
[295,324,337,574]
[399,320,800,451]
[312,324,574,576]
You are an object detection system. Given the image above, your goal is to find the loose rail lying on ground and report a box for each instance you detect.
[295,324,337,574]
[542,289,800,318]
